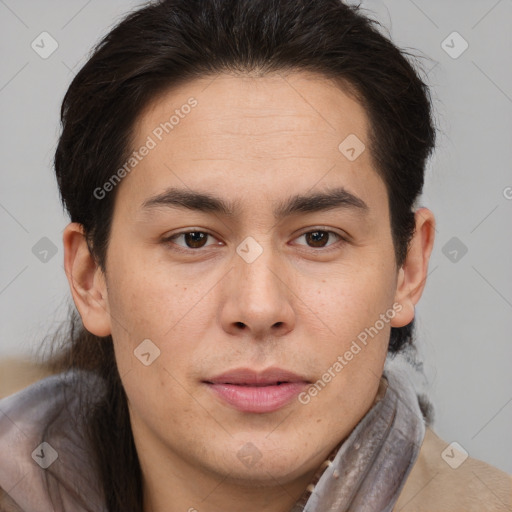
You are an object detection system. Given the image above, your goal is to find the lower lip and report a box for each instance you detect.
[205,382,308,413]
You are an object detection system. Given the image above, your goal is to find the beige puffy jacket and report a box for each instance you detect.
[394,427,512,511]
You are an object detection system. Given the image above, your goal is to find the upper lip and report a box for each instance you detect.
[204,367,310,386]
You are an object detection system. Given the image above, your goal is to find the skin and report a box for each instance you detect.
[64,71,435,512]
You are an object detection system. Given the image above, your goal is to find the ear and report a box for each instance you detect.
[390,207,436,328]
[63,223,112,337]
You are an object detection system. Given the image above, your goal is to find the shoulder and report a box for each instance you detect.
[0,358,53,399]
[0,370,107,512]
[395,427,512,512]
[0,487,23,512]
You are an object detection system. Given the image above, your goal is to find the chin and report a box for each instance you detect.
[213,436,320,485]
[222,460,311,488]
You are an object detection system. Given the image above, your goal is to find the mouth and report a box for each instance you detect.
[203,367,310,413]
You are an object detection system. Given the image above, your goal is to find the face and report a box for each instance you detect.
[67,71,430,504]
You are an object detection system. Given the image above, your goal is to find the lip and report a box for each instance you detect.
[203,367,310,413]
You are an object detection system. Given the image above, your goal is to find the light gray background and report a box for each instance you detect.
[1,0,511,474]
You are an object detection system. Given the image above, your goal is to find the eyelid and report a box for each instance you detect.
[291,228,347,251]
[162,229,221,251]
[162,227,349,253]
[294,226,348,239]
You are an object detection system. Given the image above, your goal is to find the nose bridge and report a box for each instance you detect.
[224,233,295,335]
[234,234,281,295]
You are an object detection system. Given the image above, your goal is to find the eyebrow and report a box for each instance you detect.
[141,186,369,219]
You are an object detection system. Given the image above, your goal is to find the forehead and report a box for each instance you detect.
[120,71,386,220]
[134,71,369,158]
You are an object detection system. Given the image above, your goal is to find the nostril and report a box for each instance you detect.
[235,322,245,328]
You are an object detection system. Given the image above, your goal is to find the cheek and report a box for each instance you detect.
[104,255,219,392]
[106,254,205,335]
[305,264,395,395]
[106,268,204,425]
[315,261,396,334]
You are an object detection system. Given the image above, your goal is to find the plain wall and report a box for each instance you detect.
[1,0,511,473]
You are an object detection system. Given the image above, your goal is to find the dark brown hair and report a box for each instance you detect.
[47,0,436,509]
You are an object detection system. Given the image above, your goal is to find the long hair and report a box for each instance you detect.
[46,0,437,509]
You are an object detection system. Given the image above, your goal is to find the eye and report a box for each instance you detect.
[293,229,345,250]
[162,228,347,254]
[163,230,220,251]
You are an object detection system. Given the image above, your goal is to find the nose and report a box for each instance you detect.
[220,241,296,340]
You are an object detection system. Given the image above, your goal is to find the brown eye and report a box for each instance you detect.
[296,230,343,249]
[182,232,208,248]
[305,231,330,248]
[165,231,216,251]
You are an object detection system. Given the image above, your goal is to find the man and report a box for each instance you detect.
[0,0,510,510]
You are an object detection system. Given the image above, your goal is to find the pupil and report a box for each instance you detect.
[307,231,327,247]
[183,231,329,249]
[186,232,206,248]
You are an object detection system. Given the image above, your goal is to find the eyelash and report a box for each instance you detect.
[161,228,348,254]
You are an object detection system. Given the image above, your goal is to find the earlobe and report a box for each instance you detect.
[390,208,436,328]
[63,223,112,337]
